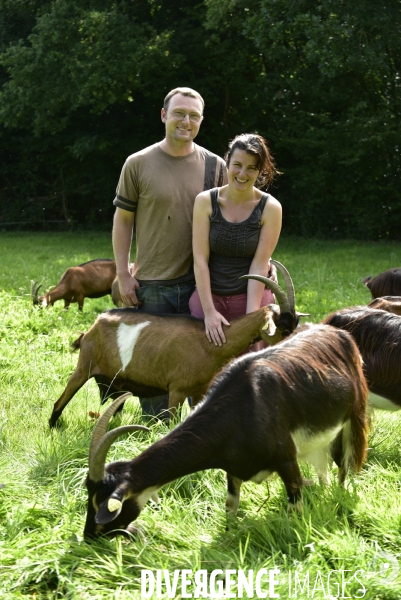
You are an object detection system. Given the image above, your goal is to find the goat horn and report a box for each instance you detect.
[31,281,42,305]
[89,393,133,455]
[240,275,291,313]
[270,260,296,312]
[89,425,149,482]
[88,393,150,482]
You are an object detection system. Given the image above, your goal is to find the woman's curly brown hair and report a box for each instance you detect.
[224,133,282,189]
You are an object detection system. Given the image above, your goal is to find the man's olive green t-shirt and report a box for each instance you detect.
[113,143,226,283]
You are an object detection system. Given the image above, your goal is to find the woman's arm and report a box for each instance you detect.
[193,191,230,346]
[246,195,282,314]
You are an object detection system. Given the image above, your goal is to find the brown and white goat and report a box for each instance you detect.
[367,295,401,316]
[49,261,302,427]
[83,324,368,539]
[32,258,116,310]
[363,268,401,299]
[322,305,401,411]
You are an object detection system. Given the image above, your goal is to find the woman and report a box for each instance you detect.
[189,133,282,347]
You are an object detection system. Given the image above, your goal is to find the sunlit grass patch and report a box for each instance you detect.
[1,233,401,597]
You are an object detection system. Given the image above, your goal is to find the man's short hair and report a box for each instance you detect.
[163,87,205,113]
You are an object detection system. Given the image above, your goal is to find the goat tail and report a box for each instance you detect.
[342,411,368,475]
[71,333,85,351]
[349,360,370,473]
[340,396,369,485]
[332,377,369,483]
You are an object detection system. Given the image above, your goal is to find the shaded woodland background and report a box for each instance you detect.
[0,0,400,239]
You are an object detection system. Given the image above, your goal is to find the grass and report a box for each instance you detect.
[0,231,401,599]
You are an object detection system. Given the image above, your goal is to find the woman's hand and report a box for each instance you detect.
[204,310,230,346]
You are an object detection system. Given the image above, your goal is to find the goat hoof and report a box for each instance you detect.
[118,525,138,539]
[126,524,138,536]
[49,416,63,429]
[288,499,303,516]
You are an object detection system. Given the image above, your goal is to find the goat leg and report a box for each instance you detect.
[77,295,85,311]
[226,474,242,516]
[225,474,242,531]
[167,391,186,420]
[49,368,90,427]
[330,428,349,484]
[276,459,303,513]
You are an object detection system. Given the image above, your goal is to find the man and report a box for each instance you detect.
[112,87,227,418]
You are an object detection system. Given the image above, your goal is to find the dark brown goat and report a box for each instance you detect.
[49,261,303,427]
[32,259,116,310]
[322,305,401,411]
[83,324,368,539]
[363,268,401,299]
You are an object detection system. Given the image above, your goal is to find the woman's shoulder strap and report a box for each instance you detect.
[258,192,271,212]
[209,187,220,205]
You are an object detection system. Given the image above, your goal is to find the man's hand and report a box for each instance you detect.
[118,273,142,307]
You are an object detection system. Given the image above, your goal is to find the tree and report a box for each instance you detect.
[0,0,400,237]
[205,0,401,238]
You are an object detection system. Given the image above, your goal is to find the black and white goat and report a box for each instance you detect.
[49,261,302,427]
[322,305,401,411]
[83,324,368,539]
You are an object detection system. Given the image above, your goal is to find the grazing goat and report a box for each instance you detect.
[49,261,302,427]
[322,305,401,411]
[363,268,401,299]
[32,259,116,310]
[83,324,368,539]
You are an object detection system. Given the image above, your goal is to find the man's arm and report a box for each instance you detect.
[112,207,141,306]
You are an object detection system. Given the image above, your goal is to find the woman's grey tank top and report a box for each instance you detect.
[208,188,269,295]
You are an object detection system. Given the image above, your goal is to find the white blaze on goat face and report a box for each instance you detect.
[117,321,151,370]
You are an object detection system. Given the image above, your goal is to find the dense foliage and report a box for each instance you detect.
[0,0,400,238]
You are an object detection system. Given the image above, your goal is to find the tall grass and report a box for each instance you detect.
[0,232,400,599]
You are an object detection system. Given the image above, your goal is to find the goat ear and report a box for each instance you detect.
[262,317,277,337]
[95,490,125,525]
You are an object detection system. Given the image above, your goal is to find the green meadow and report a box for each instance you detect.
[0,232,400,599]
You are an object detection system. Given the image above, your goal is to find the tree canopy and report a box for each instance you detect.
[1,0,400,238]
